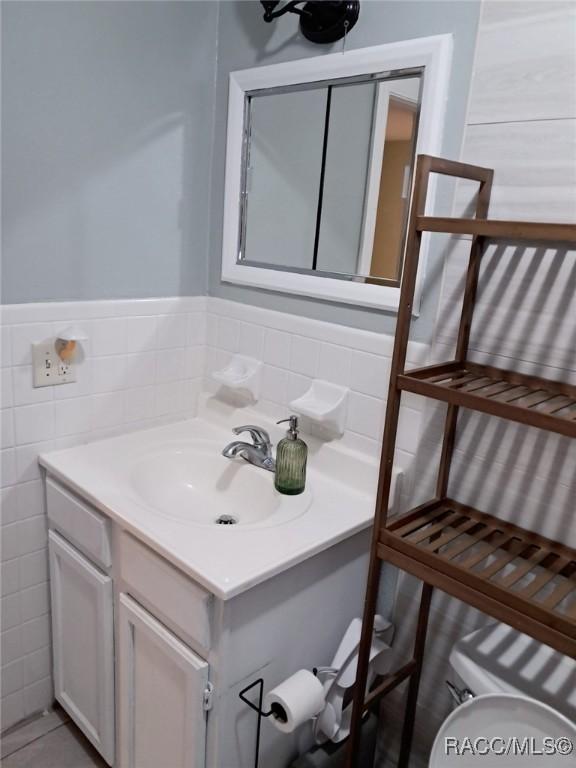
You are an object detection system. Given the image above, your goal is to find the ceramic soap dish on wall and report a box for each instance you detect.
[212,354,262,400]
[289,379,348,436]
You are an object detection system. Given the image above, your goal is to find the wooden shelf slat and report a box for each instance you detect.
[416,216,576,243]
[381,498,576,657]
[398,361,576,438]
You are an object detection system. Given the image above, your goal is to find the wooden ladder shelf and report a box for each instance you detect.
[346,154,576,768]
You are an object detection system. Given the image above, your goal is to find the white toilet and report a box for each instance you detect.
[429,621,576,766]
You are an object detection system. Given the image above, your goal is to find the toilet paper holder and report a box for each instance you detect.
[238,676,280,768]
[239,671,320,768]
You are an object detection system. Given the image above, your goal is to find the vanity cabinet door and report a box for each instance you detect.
[48,531,115,765]
[118,593,209,768]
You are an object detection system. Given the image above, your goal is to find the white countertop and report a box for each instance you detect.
[40,395,389,600]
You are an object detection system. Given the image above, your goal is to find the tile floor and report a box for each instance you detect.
[1,709,106,768]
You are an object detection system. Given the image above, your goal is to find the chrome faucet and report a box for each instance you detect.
[222,425,276,472]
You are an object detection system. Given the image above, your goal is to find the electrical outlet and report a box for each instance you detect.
[32,340,77,388]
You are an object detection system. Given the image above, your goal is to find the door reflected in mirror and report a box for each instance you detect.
[239,71,422,286]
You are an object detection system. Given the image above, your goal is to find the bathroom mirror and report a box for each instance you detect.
[242,74,421,285]
[222,36,453,311]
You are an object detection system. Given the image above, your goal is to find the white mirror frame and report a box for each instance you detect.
[221,34,453,313]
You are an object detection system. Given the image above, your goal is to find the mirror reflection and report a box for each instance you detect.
[239,71,421,286]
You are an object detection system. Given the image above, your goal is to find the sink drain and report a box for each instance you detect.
[215,514,238,526]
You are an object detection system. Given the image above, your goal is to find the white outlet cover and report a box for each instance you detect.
[32,340,77,388]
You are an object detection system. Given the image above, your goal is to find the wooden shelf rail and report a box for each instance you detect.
[417,216,576,243]
[399,361,576,438]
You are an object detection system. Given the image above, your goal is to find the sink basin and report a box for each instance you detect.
[129,441,311,527]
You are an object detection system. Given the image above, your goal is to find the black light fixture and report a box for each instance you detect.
[260,1,360,44]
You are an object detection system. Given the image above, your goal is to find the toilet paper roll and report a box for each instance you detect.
[264,670,326,734]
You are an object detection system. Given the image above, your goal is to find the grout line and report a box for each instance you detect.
[1,722,68,760]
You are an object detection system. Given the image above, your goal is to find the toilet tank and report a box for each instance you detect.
[449,621,576,724]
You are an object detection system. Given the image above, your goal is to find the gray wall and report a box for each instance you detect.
[2,0,480,338]
[1,1,218,304]
[208,1,481,340]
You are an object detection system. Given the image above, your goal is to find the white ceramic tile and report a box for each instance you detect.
[1,488,19,526]
[261,365,288,405]
[125,352,157,389]
[155,349,186,384]
[397,407,423,455]
[350,350,391,398]
[205,347,229,378]
[1,325,13,368]
[124,386,155,423]
[54,397,92,437]
[1,368,14,408]
[22,647,51,687]
[156,314,188,349]
[2,410,15,449]
[20,582,49,623]
[1,523,24,562]
[1,593,21,631]
[340,430,380,459]
[286,373,313,404]
[125,315,157,353]
[22,675,53,717]
[91,355,128,393]
[91,392,125,430]
[1,659,24,697]
[346,391,385,440]
[14,403,55,445]
[14,441,53,484]
[17,517,47,557]
[19,550,48,591]
[17,481,44,521]
[11,324,55,367]
[155,381,185,417]
[1,626,23,666]
[20,615,50,656]
[183,379,201,416]
[216,316,240,352]
[188,312,207,347]
[1,448,17,488]
[237,322,264,359]
[318,342,352,386]
[1,690,24,731]
[290,336,319,378]
[206,313,219,347]
[91,317,127,357]
[263,329,291,369]
[185,346,205,380]
[12,366,54,407]
[1,560,20,597]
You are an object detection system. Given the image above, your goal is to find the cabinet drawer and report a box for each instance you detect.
[119,532,212,651]
[46,477,112,570]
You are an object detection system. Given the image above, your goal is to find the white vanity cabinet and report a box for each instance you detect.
[48,529,115,765]
[118,594,209,768]
[45,472,371,768]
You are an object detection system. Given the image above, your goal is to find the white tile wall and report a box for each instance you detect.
[0,292,426,732]
[203,297,428,465]
[0,296,205,730]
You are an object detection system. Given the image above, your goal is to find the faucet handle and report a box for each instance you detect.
[232,425,271,447]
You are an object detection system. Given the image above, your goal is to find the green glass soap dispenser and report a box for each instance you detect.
[275,415,307,495]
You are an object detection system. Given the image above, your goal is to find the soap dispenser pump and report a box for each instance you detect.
[275,415,307,495]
